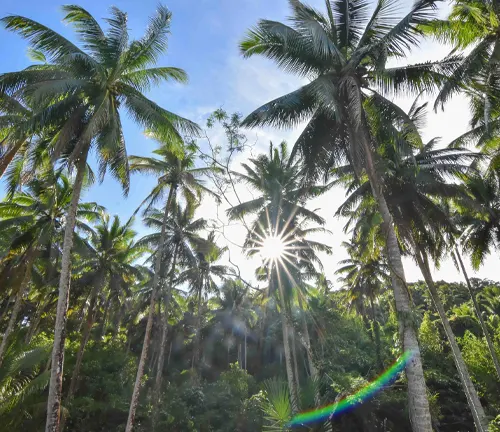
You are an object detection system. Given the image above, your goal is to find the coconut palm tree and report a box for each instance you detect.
[336,240,389,370]
[1,6,199,430]
[177,232,230,371]
[238,2,457,428]
[138,200,208,427]
[127,142,215,429]
[228,142,331,413]
[0,170,100,366]
[66,213,145,402]
[335,99,490,429]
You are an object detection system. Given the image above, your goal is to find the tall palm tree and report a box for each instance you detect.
[177,232,230,371]
[66,213,144,402]
[228,142,331,413]
[127,142,215,430]
[335,100,489,430]
[138,200,207,427]
[336,240,389,370]
[238,2,456,428]
[0,170,100,366]
[1,6,199,430]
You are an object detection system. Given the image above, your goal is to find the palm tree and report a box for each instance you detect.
[138,200,208,427]
[228,142,331,413]
[66,213,144,402]
[127,142,215,430]
[1,6,199,430]
[0,170,100,366]
[238,2,456,428]
[335,100,489,430]
[336,240,389,370]
[177,232,230,371]
[423,0,500,118]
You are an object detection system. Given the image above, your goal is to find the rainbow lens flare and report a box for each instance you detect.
[288,350,414,428]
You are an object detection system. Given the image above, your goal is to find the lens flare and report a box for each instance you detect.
[288,350,414,428]
[260,235,286,260]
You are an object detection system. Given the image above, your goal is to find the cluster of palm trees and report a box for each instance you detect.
[0,0,500,431]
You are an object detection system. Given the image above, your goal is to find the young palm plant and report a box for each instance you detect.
[0,6,199,430]
[238,2,458,428]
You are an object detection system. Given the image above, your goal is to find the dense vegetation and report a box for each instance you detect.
[0,1,499,431]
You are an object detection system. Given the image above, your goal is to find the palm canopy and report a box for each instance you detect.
[0,4,200,192]
[454,172,500,270]
[334,98,478,259]
[422,0,500,109]
[138,200,208,271]
[77,213,145,289]
[228,142,331,303]
[130,139,217,213]
[240,0,457,178]
[227,141,328,239]
[336,240,389,316]
[0,171,101,269]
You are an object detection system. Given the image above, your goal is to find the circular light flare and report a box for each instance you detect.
[260,235,286,261]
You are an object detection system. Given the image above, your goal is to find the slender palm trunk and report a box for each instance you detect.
[369,294,383,371]
[244,328,247,371]
[25,299,45,344]
[352,110,432,431]
[277,277,299,413]
[45,148,88,432]
[192,282,203,370]
[291,327,300,391]
[67,277,103,402]
[413,244,488,431]
[152,243,179,428]
[0,252,34,366]
[456,247,500,380]
[297,296,320,404]
[99,294,111,340]
[0,139,25,178]
[125,186,175,432]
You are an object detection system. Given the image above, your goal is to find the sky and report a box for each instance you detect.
[0,0,497,289]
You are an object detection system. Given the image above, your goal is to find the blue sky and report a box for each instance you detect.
[0,0,295,216]
[0,0,497,284]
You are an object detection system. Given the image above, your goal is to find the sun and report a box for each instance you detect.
[260,235,286,261]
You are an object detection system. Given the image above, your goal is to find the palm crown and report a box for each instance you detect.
[0,5,200,191]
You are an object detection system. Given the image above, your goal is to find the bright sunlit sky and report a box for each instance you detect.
[0,0,497,288]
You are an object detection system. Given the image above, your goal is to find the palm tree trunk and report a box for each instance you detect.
[99,294,111,340]
[45,148,88,432]
[277,278,299,413]
[67,278,103,402]
[244,328,247,371]
[413,244,488,431]
[25,300,45,344]
[0,138,25,178]
[291,328,300,391]
[455,247,500,380]
[152,243,179,428]
[297,295,320,404]
[353,114,432,432]
[192,282,203,370]
[369,294,383,371]
[125,186,176,432]
[0,252,34,366]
